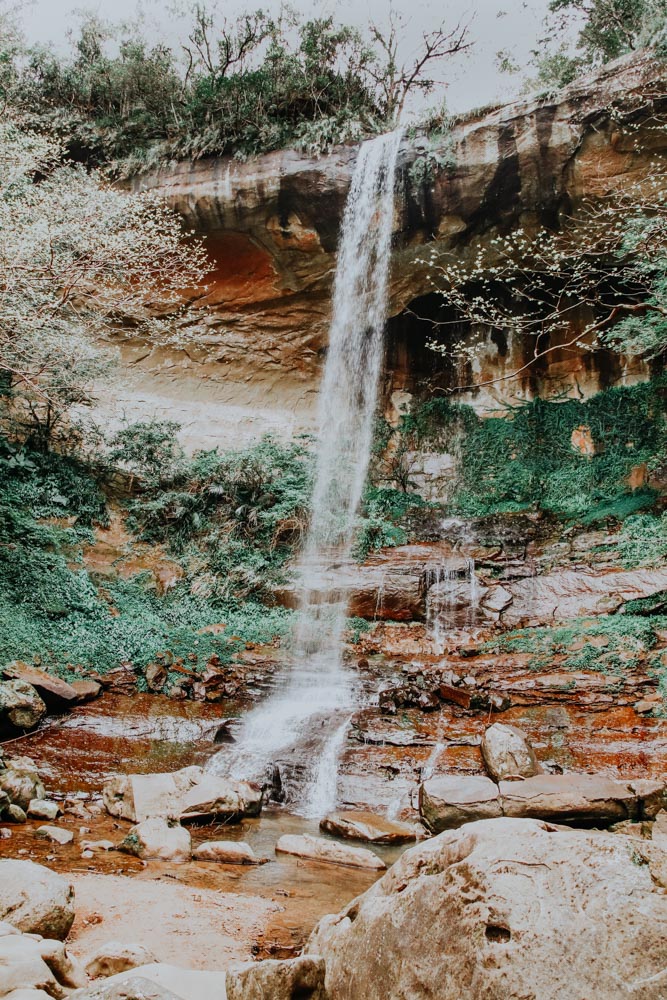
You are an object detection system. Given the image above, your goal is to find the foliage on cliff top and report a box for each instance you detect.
[2,7,469,169]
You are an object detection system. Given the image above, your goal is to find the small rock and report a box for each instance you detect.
[275,834,386,870]
[27,800,61,821]
[84,941,158,979]
[81,840,115,853]
[35,826,74,846]
[70,679,102,703]
[118,818,191,862]
[192,841,262,864]
[5,805,27,824]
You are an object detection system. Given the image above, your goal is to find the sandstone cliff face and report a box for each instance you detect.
[99,53,666,449]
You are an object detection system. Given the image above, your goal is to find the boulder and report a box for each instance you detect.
[192,841,262,864]
[481,723,542,781]
[420,772,667,832]
[307,817,667,999]
[0,758,46,811]
[2,664,78,710]
[275,835,386,870]
[0,933,63,998]
[419,775,502,832]
[320,811,417,845]
[227,956,327,1000]
[84,943,158,980]
[0,682,46,731]
[0,861,75,940]
[27,801,61,821]
[4,806,26,824]
[102,766,255,824]
[118,818,191,862]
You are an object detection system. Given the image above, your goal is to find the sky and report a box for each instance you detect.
[15,0,562,114]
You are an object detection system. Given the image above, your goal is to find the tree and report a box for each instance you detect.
[0,118,209,447]
[367,8,472,122]
[420,161,667,392]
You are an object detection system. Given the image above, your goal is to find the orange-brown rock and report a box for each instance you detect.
[90,52,667,450]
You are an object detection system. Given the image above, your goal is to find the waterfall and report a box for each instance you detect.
[208,130,403,815]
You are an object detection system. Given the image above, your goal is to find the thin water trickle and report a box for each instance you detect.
[208,130,403,815]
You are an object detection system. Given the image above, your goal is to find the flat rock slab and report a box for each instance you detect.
[320,811,417,845]
[35,826,74,846]
[102,766,256,824]
[276,834,386,870]
[420,773,667,833]
[70,974,183,999]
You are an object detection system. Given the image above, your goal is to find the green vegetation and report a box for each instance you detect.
[1,8,468,171]
[484,614,667,675]
[0,428,302,679]
[384,381,665,524]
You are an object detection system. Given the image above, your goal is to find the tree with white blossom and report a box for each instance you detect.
[0,118,209,447]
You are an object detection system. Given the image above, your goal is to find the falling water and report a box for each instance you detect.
[208,130,403,815]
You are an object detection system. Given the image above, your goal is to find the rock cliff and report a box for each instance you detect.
[97,52,667,449]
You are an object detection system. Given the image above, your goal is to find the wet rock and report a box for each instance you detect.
[84,943,158,980]
[0,861,75,939]
[481,723,542,781]
[27,800,61,821]
[2,663,78,711]
[419,775,503,832]
[192,840,262,864]
[118,818,191,862]
[0,682,46,731]
[275,835,386,870]
[307,817,667,1000]
[480,585,513,614]
[4,805,27,824]
[437,683,471,709]
[226,956,327,1000]
[102,766,254,824]
[320,811,417,845]
[101,665,137,697]
[144,663,167,693]
[35,826,74,846]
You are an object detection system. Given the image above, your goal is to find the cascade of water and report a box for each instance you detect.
[425,557,481,653]
[208,130,403,815]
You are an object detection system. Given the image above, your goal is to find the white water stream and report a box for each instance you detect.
[209,130,403,816]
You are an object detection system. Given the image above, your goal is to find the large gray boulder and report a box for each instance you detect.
[0,757,46,811]
[480,724,541,782]
[0,681,46,731]
[226,956,327,1000]
[307,817,667,999]
[0,861,75,941]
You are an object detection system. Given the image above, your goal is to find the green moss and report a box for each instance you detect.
[484,615,667,676]
[393,380,666,523]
